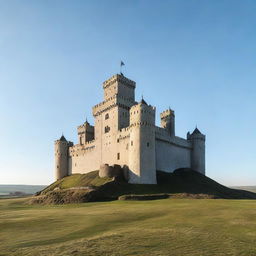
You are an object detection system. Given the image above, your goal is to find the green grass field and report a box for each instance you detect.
[0,198,256,256]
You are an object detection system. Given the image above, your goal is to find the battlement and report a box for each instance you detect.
[103,74,136,89]
[129,122,155,129]
[69,140,96,156]
[117,127,130,141]
[160,108,174,119]
[130,102,156,116]
[93,94,135,116]
[54,140,73,147]
[130,101,156,127]
[77,122,94,130]
[155,127,191,149]
[118,127,130,133]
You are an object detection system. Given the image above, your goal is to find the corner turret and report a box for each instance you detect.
[188,128,206,175]
[54,135,73,180]
[160,108,175,137]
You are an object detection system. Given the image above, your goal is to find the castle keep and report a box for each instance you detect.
[54,74,206,184]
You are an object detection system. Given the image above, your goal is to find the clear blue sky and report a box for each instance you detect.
[0,0,255,186]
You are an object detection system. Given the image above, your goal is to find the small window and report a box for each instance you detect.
[105,126,110,133]
[117,139,120,143]
[105,113,109,120]
[117,153,120,160]
[80,137,82,145]
[131,141,133,146]
[147,142,150,147]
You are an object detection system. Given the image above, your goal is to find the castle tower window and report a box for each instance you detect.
[105,126,110,133]
[105,113,109,120]
[117,153,120,160]
[80,137,82,145]
[147,142,150,147]
[131,141,133,146]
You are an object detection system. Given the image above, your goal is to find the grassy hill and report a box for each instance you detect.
[31,169,256,204]
[1,198,256,256]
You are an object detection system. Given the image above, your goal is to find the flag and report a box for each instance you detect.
[121,61,125,66]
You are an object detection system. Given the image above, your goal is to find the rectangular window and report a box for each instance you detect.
[105,126,110,133]
[117,153,120,160]
[147,142,149,147]
[131,141,133,146]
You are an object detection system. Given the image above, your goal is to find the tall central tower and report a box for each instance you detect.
[92,74,137,166]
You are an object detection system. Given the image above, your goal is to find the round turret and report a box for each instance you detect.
[54,135,69,180]
[128,100,157,184]
[188,128,206,175]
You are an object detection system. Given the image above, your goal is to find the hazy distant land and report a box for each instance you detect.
[232,186,256,193]
[0,185,46,198]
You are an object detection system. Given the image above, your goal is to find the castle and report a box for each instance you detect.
[54,74,205,184]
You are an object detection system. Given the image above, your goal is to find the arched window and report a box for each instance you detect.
[105,113,109,120]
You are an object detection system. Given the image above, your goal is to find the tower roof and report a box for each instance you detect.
[140,97,148,105]
[191,127,202,135]
[59,135,67,142]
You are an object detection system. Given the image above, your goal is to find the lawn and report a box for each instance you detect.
[0,198,256,256]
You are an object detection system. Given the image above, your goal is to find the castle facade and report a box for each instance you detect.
[54,74,205,184]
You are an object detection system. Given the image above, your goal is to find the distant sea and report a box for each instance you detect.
[0,184,46,196]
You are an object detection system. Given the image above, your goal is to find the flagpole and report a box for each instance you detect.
[120,61,125,75]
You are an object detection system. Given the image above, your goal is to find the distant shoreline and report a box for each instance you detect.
[0,185,46,196]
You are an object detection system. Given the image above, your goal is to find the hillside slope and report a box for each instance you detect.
[31,169,256,204]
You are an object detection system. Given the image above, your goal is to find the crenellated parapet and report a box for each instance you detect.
[129,100,156,126]
[69,140,96,157]
[117,127,130,141]
[160,108,175,137]
[155,127,191,149]
[102,74,136,102]
[103,74,136,89]
[92,95,135,117]
[160,109,174,119]
[129,121,155,128]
